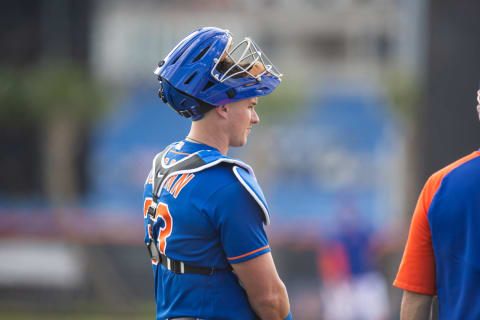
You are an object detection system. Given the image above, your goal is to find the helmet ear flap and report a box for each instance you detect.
[160,80,207,120]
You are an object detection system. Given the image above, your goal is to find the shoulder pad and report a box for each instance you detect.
[150,147,271,225]
[232,165,270,225]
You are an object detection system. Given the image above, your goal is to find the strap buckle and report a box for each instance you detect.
[158,253,224,275]
[179,110,193,118]
[165,256,186,274]
[147,202,157,218]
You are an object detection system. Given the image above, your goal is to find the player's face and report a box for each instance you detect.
[227,97,259,147]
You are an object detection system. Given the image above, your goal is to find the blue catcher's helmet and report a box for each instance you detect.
[154,27,282,120]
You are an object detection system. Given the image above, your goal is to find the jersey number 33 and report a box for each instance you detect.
[144,198,173,254]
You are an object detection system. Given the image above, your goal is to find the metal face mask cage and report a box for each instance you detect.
[211,35,282,83]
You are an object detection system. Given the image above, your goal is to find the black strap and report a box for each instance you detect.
[159,253,232,275]
[146,238,160,263]
[177,102,214,118]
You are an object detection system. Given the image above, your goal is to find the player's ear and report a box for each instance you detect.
[215,104,229,119]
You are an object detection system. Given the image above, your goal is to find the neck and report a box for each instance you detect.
[187,119,229,155]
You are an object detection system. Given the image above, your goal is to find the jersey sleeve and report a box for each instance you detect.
[208,181,271,264]
[393,178,437,295]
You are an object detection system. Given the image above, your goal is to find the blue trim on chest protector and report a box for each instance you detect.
[233,165,269,218]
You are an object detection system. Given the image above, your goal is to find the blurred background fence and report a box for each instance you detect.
[1,1,479,319]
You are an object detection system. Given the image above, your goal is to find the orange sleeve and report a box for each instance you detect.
[393,177,438,295]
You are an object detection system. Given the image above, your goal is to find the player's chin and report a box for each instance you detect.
[231,137,248,147]
[242,134,249,145]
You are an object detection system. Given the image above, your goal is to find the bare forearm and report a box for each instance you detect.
[400,290,433,320]
[247,281,290,320]
[233,253,291,320]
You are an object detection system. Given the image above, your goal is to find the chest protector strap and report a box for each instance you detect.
[146,148,206,265]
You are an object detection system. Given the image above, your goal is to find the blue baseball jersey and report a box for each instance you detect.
[394,150,480,319]
[143,140,271,320]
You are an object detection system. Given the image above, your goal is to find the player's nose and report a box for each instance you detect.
[251,109,260,124]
